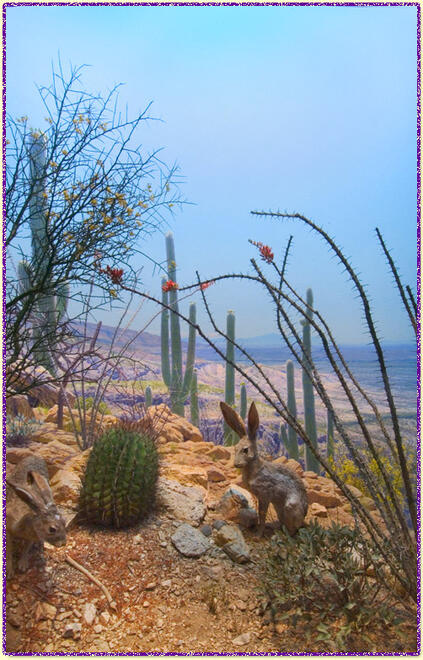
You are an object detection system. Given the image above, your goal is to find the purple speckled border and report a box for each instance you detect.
[2,1,421,657]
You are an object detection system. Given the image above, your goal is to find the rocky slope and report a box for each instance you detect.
[5,405,401,654]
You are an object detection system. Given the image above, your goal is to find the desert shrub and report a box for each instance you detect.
[261,521,407,651]
[6,414,43,447]
[76,396,111,415]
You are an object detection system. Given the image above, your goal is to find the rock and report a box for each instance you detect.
[303,470,318,479]
[6,394,34,419]
[157,477,206,526]
[285,458,304,476]
[93,624,103,633]
[171,523,211,558]
[360,495,377,511]
[63,622,82,639]
[307,488,342,509]
[82,602,97,626]
[207,467,227,482]
[50,469,82,505]
[162,464,209,489]
[232,632,251,646]
[212,519,227,530]
[272,455,288,465]
[200,524,213,537]
[91,639,110,652]
[309,502,328,518]
[37,440,79,477]
[220,484,256,510]
[345,484,364,498]
[206,445,231,461]
[99,611,110,625]
[34,602,57,621]
[7,612,22,628]
[64,450,91,476]
[214,524,250,563]
[145,582,156,590]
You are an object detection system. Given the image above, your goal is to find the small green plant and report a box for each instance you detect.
[79,426,159,528]
[76,396,111,415]
[6,414,43,447]
[261,521,403,651]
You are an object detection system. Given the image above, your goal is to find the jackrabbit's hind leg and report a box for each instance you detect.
[279,500,305,536]
[6,532,15,580]
[257,498,270,537]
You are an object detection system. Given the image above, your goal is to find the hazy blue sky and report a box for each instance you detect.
[6,3,418,344]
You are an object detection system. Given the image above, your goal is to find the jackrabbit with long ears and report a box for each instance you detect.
[220,401,308,536]
[6,456,67,579]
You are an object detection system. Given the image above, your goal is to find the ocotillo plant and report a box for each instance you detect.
[18,133,69,375]
[301,288,320,473]
[190,370,199,428]
[284,360,300,461]
[161,232,197,416]
[224,311,237,445]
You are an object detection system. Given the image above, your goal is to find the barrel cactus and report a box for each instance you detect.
[79,427,159,528]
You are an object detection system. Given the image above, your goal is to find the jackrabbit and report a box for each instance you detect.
[220,401,308,536]
[6,455,66,578]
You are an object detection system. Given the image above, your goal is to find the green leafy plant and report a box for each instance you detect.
[79,426,159,528]
[76,396,111,415]
[262,521,405,651]
[6,414,43,447]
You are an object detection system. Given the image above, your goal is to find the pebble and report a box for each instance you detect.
[200,524,213,537]
[82,602,97,626]
[212,519,226,530]
[161,579,172,587]
[34,602,57,622]
[143,601,150,608]
[63,622,82,639]
[232,631,252,646]
[93,624,103,634]
[99,611,110,625]
[145,582,156,590]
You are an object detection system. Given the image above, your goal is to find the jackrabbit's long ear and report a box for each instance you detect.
[28,471,53,506]
[219,402,247,438]
[6,479,45,513]
[248,402,260,442]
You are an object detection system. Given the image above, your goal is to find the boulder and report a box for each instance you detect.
[213,523,250,563]
[156,477,206,526]
[50,469,82,506]
[309,502,328,518]
[207,467,227,483]
[171,523,211,558]
[206,445,232,461]
[161,465,209,489]
[307,488,342,509]
[6,394,34,420]
[285,458,304,477]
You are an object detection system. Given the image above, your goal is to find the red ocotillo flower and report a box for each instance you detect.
[249,239,274,264]
[162,279,179,292]
[200,280,215,291]
[104,265,124,284]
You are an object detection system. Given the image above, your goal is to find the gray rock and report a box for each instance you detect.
[212,519,227,530]
[200,524,212,537]
[82,602,96,626]
[63,622,82,639]
[157,477,206,526]
[221,484,256,509]
[171,523,211,558]
[214,524,250,563]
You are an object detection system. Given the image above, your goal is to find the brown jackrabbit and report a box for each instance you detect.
[6,456,66,579]
[220,401,308,536]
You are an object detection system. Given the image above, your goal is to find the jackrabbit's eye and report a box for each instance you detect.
[242,447,248,454]
[49,526,57,534]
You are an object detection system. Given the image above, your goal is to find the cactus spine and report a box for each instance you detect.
[301,288,320,473]
[145,385,152,408]
[18,133,69,375]
[190,370,199,428]
[285,360,300,460]
[224,311,237,445]
[79,427,158,529]
[240,382,247,420]
[161,233,196,416]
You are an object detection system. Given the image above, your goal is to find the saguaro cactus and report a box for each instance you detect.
[18,133,69,375]
[224,311,237,445]
[326,409,335,462]
[145,386,152,409]
[301,288,320,473]
[240,382,247,420]
[190,370,200,428]
[160,232,196,416]
[284,360,300,461]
